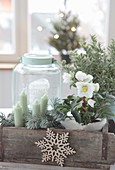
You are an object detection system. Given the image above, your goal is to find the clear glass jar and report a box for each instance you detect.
[12,54,62,111]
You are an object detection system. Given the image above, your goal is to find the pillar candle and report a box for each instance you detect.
[14,103,23,127]
[40,94,48,116]
[32,100,40,117]
[20,90,27,116]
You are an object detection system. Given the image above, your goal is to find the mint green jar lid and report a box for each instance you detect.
[21,53,54,65]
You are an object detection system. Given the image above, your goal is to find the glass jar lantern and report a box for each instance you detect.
[12,54,62,113]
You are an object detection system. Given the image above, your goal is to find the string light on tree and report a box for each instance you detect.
[48,0,84,63]
[71,26,76,32]
[59,12,64,18]
[37,26,43,32]
[54,34,59,39]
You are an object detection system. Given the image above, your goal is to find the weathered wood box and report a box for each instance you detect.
[0,120,115,170]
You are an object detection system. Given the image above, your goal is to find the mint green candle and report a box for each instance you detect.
[20,91,27,116]
[40,94,48,116]
[32,100,40,117]
[14,103,23,127]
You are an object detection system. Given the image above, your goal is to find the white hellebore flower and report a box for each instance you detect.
[88,99,96,108]
[63,72,71,83]
[94,83,100,92]
[76,82,95,98]
[84,74,93,82]
[75,71,87,81]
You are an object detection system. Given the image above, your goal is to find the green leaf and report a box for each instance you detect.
[71,98,79,108]
[67,95,74,100]
[70,82,75,89]
[85,98,88,101]
[69,71,74,78]
[97,94,104,99]
[71,110,81,123]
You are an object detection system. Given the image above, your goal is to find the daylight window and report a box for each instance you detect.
[0,0,15,54]
[28,0,108,54]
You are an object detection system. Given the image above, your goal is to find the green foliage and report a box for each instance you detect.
[25,98,65,129]
[26,114,41,129]
[93,93,115,119]
[66,35,115,95]
[61,36,115,124]
[0,98,66,129]
[108,39,115,61]
[57,95,82,123]
[57,93,115,125]
[48,11,84,55]
[0,112,14,126]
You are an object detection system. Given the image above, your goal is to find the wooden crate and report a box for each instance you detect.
[0,120,115,170]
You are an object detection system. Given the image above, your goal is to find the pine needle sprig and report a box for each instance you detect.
[0,112,14,127]
[25,98,65,129]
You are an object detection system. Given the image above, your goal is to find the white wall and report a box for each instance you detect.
[0,70,12,108]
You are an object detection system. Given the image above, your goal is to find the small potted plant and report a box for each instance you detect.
[62,35,115,119]
[57,70,115,131]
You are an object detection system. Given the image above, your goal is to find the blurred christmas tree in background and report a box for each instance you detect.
[48,0,84,63]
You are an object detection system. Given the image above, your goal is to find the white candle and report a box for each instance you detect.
[20,91,27,116]
[14,103,23,127]
[40,94,48,116]
[32,100,40,117]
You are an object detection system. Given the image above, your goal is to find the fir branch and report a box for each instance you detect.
[26,98,65,129]
[0,112,14,127]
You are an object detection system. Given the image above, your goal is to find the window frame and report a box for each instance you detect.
[0,0,114,62]
[0,0,28,62]
[106,0,115,46]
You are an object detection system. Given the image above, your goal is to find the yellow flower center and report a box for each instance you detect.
[82,85,88,92]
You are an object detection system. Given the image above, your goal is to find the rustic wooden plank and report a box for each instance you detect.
[102,124,108,160]
[3,160,111,170]
[102,123,108,134]
[108,119,115,134]
[2,127,103,165]
[0,162,111,170]
[0,126,114,169]
[107,120,115,166]
[107,133,115,163]
[0,126,3,161]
